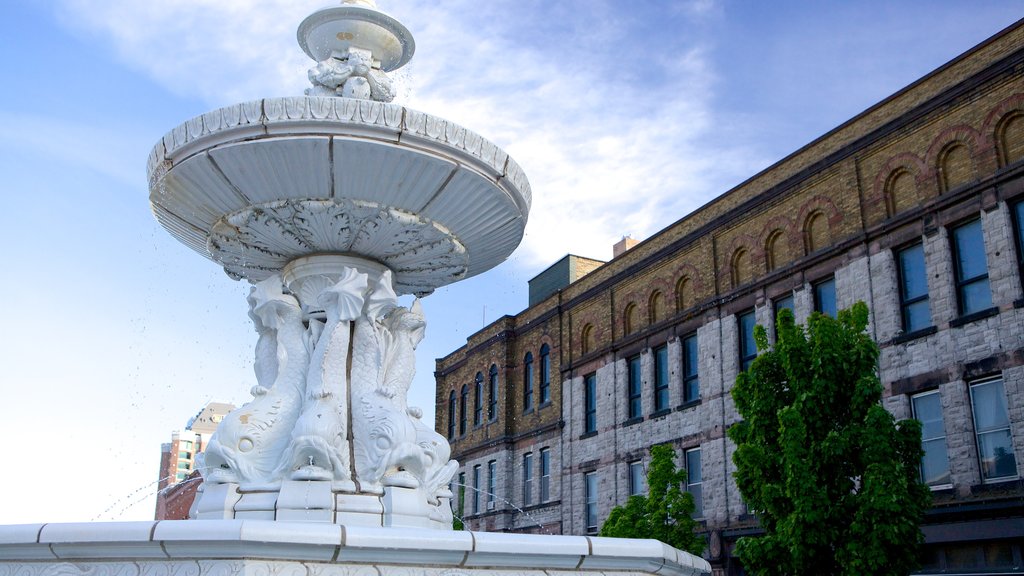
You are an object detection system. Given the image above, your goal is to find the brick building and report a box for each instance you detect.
[435,18,1024,575]
[155,401,234,520]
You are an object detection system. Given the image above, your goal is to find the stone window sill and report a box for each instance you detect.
[950,306,998,328]
[676,399,701,411]
[650,409,672,420]
[970,477,1022,494]
[890,325,937,345]
[622,416,644,427]
[579,431,598,440]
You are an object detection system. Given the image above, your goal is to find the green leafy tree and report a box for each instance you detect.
[600,444,704,555]
[728,302,930,575]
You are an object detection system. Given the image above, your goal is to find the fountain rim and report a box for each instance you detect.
[147,96,532,218]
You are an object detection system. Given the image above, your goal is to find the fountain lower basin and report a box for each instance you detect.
[0,520,712,575]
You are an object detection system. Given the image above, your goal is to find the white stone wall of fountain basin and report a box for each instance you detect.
[0,520,713,576]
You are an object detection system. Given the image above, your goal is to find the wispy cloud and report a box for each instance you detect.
[54,0,755,267]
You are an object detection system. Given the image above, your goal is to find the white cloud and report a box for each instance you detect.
[53,0,741,268]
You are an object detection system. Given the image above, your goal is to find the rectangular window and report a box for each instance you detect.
[628,461,645,496]
[584,373,597,434]
[738,310,757,372]
[523,354,534,412]
[897,243,931,333]
[814,277,837,317]
[474,374,483,426]
[585,472,598,532]
[540,448,551,502]
[540,345,551,404]
[487,460,497,507]
[488,367,499,421]
[472,465,481,514]
[952,219,993,316]
[970,378,1017,482]
[1013,199,1024,272]
[459,387,467,435]
[627,355,642,419]
[447,392,457,439]
[457,472,466,518]
[685,448,703,518]
[523,452,533,506]
[912,390,951,487]
[682,333,699,404]
[653,345,669,413]
[773,293,794,318]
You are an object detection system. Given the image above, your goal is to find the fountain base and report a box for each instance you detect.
[192,482,453,529]
[0,520,711,575]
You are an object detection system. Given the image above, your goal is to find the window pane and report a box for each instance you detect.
[629,461,645,496]
[904,300,931,333]
[523,453,533,506]
[523,353,534,411]
[540,449,551,501]
[739,311,756,371]
[654,345,669,412]
[953,220,988,281]
[814,278,837,317]
[971,379,1017,481]
[774,294,794,315]
[585,373,597,434]
[686,449,703,518]
[913,392,951,487]
[972,381,1010,431]
[960,279,993,315]
[488,461,496,502]
[978,429,1017,479]
[683,334,700,403]
[540,345,551,404]
[628,355,642,418]
[921,438,951,485]
[1015,200,1024,266]
[585,472,598,530]
[898,244,928,299]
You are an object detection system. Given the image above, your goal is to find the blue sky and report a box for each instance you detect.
[0,1,1019,523]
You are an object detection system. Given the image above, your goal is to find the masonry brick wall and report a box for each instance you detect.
[436,20,1024,571]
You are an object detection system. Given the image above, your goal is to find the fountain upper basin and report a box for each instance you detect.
[147,97,531,295]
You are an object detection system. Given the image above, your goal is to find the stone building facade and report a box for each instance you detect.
[435,20,1024,575]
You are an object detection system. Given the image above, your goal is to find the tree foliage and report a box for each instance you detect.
[728,302,930,575]
[600,444,704,555]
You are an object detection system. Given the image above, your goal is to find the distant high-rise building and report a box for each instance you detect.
[155,401,234,520]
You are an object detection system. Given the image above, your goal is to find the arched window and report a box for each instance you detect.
[447,390,456,439]
[523,352,534,412]
[581,324,594,356]
[884,169,916,217]
[804,212,828,254]
[459,385,468,435]
[649,290,664,324]
[997,112,1024,166]
[488,364,499,421]
[939,142,974,192]
[474,372,484,425]
[731,248,751,288]
[624,303,638,335]
[675,277,692,312]
[765,230,787,272]
[540,344,551,405]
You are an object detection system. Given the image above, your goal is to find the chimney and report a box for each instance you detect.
[613,236,639,258]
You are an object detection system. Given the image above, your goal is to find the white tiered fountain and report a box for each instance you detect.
[0,2,709,575]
